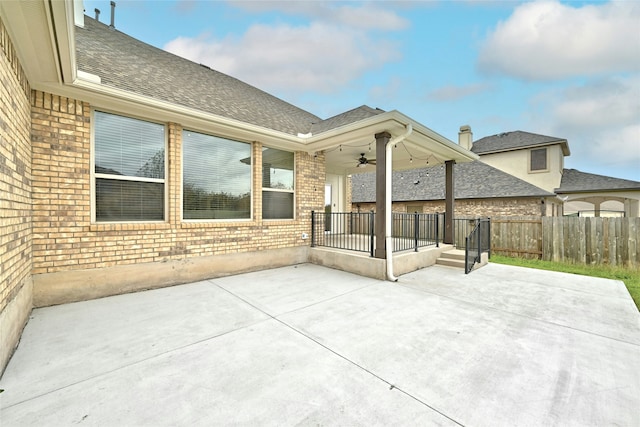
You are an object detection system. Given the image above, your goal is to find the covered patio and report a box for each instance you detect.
[1,263,638,425]
[302,110,478,279]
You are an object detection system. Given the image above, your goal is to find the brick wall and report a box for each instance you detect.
[31,92,326,275]
[0,17,31,313]
[354,197,545,217]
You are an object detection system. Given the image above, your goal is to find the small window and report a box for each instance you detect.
[93,111,165,221]
[182,130,251,220]
[530,148,547,171]
[262,148,294,219]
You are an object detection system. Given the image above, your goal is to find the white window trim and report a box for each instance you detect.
[90,109,168,223]
[528,147,549,174]
[262,148,296,221]
[180,130,254,223]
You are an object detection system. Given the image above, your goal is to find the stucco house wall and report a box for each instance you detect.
[0,17,33,375]
[30,90,326,306]
[478,144,564,193]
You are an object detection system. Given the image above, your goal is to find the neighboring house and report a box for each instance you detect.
[556,169,640,217]
[351,126,640,218]
[0,1,477,373]
[351,161,559,217]
[470,129,640,218]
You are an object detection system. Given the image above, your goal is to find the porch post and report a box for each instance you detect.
[374,131,391,258]
[444,160,455,244]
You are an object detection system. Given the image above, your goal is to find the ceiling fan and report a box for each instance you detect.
[357,153,376,167]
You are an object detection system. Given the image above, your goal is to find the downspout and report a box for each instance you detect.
[385,123,413,282]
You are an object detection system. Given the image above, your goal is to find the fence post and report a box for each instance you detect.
[311,211,316,247]
[464,236,469,274]
[369,210,375,257]
[414,212,419,252]
[487,217,491,259]
[435,212,439,247]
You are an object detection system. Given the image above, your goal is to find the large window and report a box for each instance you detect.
[182,131,251,220]
[530,147,548,171]
[94,111,165,222]
[262,148,294,219]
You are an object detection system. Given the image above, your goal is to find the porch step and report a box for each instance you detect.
[436,249,466,269]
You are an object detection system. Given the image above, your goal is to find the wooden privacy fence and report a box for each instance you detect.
[490,216,640,268]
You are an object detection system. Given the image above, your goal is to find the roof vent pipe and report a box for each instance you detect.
[109,1,116,29]
[94,8,100,21]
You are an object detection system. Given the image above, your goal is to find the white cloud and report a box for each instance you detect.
[478,1,640,80]
[164,18,402,95]
[427,83,492,101]
[229,1,409,30]
[530,75,640,174]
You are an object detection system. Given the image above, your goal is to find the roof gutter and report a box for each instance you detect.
[385,123,413,282]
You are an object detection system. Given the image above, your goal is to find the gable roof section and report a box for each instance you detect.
[75,16,320,136]
[310,105,385,134]
[472,131,570,156]
[557,169,640,193]
[351,161,555,203]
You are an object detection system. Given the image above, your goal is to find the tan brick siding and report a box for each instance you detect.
[354,198,545,217]
[31,92,326,274]
[0,17,32,312]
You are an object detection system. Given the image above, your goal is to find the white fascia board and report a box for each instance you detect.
[48,0,78,83]
[303,110,479,163]
[0,0,59,83]
[52,78,305,148]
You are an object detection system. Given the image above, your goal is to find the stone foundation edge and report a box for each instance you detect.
[0,277,33,377]
[33,246,309,307]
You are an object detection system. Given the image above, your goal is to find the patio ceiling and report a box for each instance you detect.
[302,110,479,175]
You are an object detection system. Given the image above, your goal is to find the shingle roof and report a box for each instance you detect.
[472,131,570,156]
[310,105,385,134]
[351,161,555,203]
[75,16,321,135]
[557,169,640,193]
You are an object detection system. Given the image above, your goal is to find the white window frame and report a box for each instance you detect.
[181,130,253,222]
[90,109,168,223]
[262,147,295,220]
[529,147,549,173]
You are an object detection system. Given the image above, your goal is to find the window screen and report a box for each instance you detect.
[530,148,547,171]
[262,148,294,219]
[94,111,165,221]
[182,131,251,220]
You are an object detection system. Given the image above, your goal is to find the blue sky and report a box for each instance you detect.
[83,0,639,181]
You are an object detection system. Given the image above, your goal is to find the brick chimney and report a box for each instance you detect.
[458,125,473,151]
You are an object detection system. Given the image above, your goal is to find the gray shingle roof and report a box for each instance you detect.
[557,169,640,193]
[76,16,321,135]
[310,105,385,134]
[472,131,569,155]
[351,161,555,203]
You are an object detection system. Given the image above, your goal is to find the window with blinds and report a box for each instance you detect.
[93,111,166,222]
[182,130,251,220]
[530,147,548,171]
[262,147,294,219]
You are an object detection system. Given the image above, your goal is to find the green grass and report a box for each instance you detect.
[490,255,640,311]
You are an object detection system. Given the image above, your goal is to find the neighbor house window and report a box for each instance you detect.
[182,130,251,220]
[93,111,166,222]
[530,147,548,171]
[262,147,294,219]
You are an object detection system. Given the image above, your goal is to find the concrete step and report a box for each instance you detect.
[436,257,466,269]
[438,249,466,261]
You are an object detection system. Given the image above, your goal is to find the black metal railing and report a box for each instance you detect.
[392,212,440,252]
[311,211,443,256]
[311,211,375,256]
[464,218,491,274]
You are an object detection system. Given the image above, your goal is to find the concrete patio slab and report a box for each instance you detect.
[1,263,639,426]
[401,264,640,345]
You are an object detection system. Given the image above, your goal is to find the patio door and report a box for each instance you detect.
[325,174,345,233]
